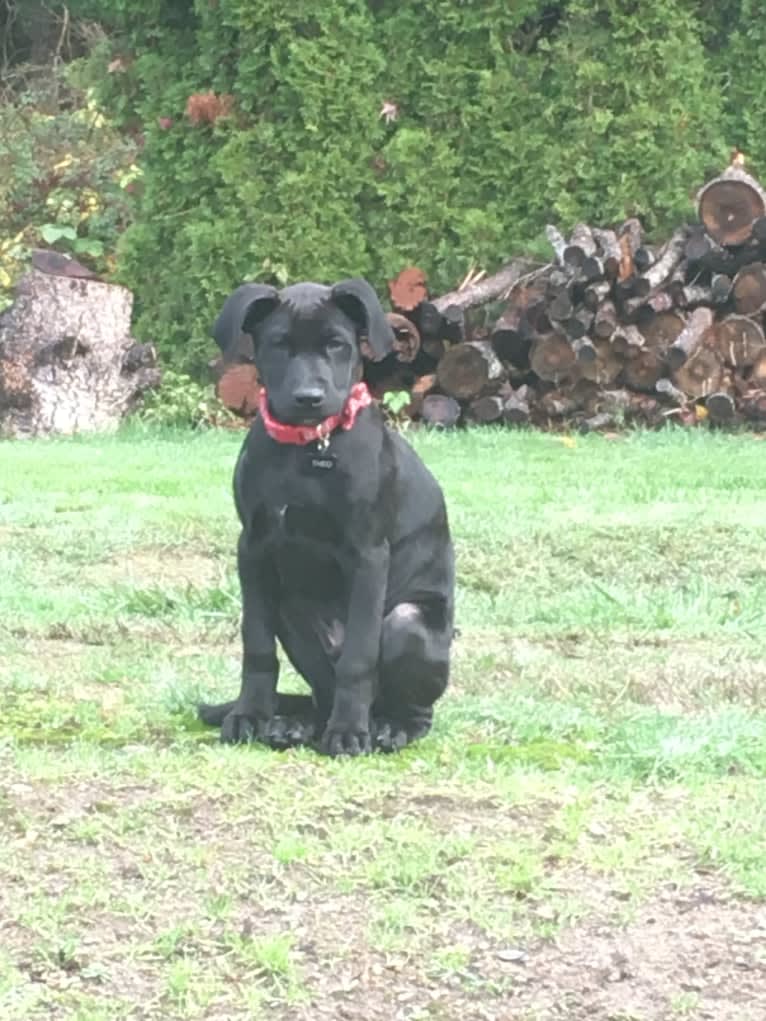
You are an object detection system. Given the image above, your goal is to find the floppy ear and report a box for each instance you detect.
[211,283,280,359]
[331,278,395,361]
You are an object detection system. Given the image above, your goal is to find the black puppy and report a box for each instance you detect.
[199,278,454,756]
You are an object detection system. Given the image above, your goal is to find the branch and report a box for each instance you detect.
[433,258,544,313]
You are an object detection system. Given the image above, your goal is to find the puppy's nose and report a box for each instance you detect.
[294,388,324,408]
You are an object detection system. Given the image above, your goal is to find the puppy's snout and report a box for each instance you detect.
[294,387,325,409]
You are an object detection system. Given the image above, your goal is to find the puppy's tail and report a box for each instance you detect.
[197,693,315,728]
[197,699,237,726]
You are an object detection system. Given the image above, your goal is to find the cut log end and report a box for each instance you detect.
[530,333,577,383]
[216,363,261,417]
[698,168,766,246]
[733,263,766,315]
[436,340,504,400]
[388,267,428,312]
[705,391,736,424]
[385,313,421,363]
[714,315,766,370]
[420,393,461,428]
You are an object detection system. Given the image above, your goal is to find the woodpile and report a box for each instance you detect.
[214,161,766,431]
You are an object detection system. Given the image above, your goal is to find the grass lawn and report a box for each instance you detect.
[1,424,766,1020]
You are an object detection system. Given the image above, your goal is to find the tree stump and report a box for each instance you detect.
[0,265,159,437]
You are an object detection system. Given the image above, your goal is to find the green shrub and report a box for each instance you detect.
[0,63,138,309]
[135,369,235,429]
[66,1,753,373]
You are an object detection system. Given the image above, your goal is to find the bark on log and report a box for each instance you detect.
[732,263,766,315]
[421,393,461,428]
[685,226,720,263]
[593,300,618,340]
[545,225,568,265]
[591,228,621,279]
[491,309,530,366]
[582,279,611,312]
[563,308,593,341]
[571,336,597,364]
[0,267,159,437]
[667,307,714,371]
[711,274,733,304]
[697,165,766,246]
[490,282,546,366]
[615,275,651,303]
[564,223,598,274]
[440,304,467,343]
[432,259,538,313]
[547,285,574,322]
[215,363,260,417]
[714,315,766,369]
[611,324,645,358]
[503,386,531,425]
[621,289,674,322]
[642,228,688,290]
[656,378,688,406]
[436,340,505,400]
[633,246,655,273]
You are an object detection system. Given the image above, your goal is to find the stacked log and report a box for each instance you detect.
[214,161,766,431]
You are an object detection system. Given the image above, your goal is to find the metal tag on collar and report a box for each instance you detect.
[315,422,332,452]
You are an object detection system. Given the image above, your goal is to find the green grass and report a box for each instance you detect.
[1,424,766,1019]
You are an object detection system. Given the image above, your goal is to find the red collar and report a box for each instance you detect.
[258,382,372,446]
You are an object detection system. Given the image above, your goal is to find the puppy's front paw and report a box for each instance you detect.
[373,716,431,753]
[264,715,316,750]
[220,710,261,745]
[320,725,372,758]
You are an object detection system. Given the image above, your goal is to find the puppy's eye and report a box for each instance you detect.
[326,338,345,352]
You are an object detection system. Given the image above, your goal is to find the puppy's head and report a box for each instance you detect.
[212,278,394,425]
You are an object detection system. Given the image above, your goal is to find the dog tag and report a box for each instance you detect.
[303,449,337,472]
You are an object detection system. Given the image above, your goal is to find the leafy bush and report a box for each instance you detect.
[0,63,139,309]
[135,369,235,429]
[64,0,764,373]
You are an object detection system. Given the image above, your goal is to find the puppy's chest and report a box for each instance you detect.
[271,502,343,547]
[254,466,347,550]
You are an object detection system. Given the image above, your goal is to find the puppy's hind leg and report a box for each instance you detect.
[374,601,451,753]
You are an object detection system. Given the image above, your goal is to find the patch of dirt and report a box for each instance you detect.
[2,760,765,1021]
[474,879,766,1021]
[84,548,225,588]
